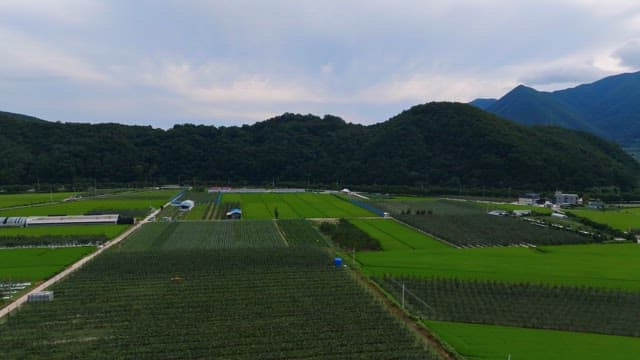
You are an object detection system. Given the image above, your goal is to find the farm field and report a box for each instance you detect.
[118,221,285,251]
[0,224,129,247]
[0,224,128,239]
[0,192,75,209]
[376,276,640,336]
[220,192,375,219]
[0,247,94,281]
[0,190,177,218]
[358,243,640,290]
[375,199,593,246]
[571,207,640,231]
[0,245,436,359]
[350,219,449,250]
[427,321,640,360]
[276,219,327,246]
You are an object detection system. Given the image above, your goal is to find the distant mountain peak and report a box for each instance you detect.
[480,72,640,147]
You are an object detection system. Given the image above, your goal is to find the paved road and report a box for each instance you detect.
[0,206,165,320]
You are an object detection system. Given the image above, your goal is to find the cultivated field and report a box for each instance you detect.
[0,222,437,359]
[358,243,640,290]
[350,218,448,250]
[0,190,177,218]
[427,321,640,360]
[0,192,75,209]
[276,219,327,247]
[571,207,640,231]
[220,192,375,219]
[0,247,94,281]
[375,199,594,246]
[377,276,640,336]
[0,224,128,247]
[118,221,285,251]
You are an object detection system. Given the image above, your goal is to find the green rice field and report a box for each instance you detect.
[0,192,76,209]
[358,243,640,290]
[0,225,128,239]
[219,192,374,219]
[571,207,640,231]
[0,190,178,217]
[427,321,640,360]
[0,247,94,281]
[349,219,448,251]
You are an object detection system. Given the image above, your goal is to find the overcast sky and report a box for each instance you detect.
[1,0,640,128]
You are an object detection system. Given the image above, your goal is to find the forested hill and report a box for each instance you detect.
[0,103,638,191]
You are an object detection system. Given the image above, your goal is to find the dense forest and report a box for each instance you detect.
[0,103,638,191]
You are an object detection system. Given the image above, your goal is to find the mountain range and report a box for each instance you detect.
[471,71,640,148]
[0,103,637,191]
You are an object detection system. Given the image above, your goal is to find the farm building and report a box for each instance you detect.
[178,200,195,211]
[0,217,28,227]
[27,291,54,302]
[555,191,579,206]
[26,215,119,226]
[518,193,540,205]
[226,208,242,219]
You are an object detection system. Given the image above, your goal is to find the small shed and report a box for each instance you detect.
[28,291,54,302]
[179,200,195,211]
[226,208,242,219]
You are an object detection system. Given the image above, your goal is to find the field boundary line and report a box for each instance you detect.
[273,220,289,246]
[0,204,168,320]
[391,218,461,249]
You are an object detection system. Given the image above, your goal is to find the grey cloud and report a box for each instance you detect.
[613,40,640,69]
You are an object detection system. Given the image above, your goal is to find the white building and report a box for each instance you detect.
[555,191,578,206]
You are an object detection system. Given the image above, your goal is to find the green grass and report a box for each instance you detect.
[350,219,449,251]
[358,243,640,290]
[0,247,95,281]
[427,321,640,360]
[0,192,76,209]
[0,225,128,239]
[0,190,177,217]
[220,192,375,219]
[571,207,640,231]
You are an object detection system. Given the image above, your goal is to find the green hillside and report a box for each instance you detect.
[0,103,638,190]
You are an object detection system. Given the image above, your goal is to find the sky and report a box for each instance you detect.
[1,0,640,128]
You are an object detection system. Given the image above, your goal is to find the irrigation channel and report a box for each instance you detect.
[0,203,169,320]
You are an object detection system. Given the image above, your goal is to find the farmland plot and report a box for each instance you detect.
[0,248,437,359]
[0,225,128,247]
[220,192,375,219]
[276,219,327,246]
[358,243,640,290]
[377,277,640,337]
[350,219,449,251]
[119,221,285,251]
[0,247,94,282]
[376,199,592,246]
[0,190,177,218]
[427,321,640,360]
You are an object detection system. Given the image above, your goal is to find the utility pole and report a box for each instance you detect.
[402,281,405,309]
[352,247,356,265]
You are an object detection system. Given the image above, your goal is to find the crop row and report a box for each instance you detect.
[118,221,285,251]
[276,219,327,247]
[376,276,640,337]
[0,248,437,359]
[376,200,592,246]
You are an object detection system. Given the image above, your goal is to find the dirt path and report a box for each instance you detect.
[348,269,462,360]
[0,204,167,320]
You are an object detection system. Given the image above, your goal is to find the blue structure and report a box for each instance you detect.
[334,257,343,267]
[226,208,242,219]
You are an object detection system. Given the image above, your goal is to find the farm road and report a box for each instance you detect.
[0,204,167,320]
